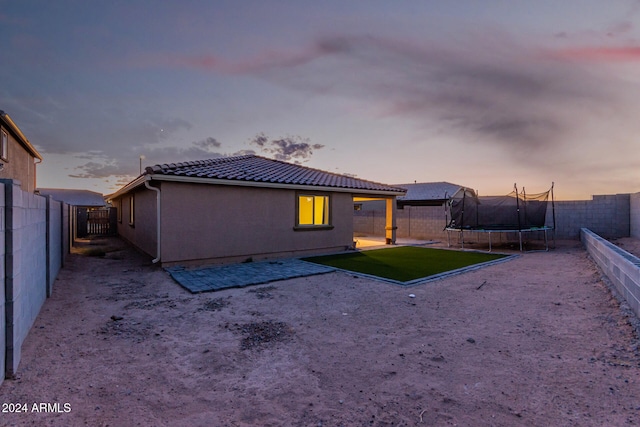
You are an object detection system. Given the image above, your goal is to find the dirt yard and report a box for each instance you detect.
[1,237,639,426]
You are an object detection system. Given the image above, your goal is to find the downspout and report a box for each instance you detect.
[34,157,42,193]
[144,179,161,263]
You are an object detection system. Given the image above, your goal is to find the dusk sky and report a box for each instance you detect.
[2,1,640,200]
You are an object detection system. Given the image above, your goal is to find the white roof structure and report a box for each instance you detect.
[36,188,106,207]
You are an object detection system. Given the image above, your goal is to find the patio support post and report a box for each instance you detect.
[385,197,397,244]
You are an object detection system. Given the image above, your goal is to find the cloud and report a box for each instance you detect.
[550,45,640,61]
[181,34,637,171]
[193,136,221,150]
[69,137,248,180]
[249,133,324,162]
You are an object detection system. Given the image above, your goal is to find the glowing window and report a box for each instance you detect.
[298,195,329,226]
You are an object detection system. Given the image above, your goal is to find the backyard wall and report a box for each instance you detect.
[355,205,447,240]
[553,194,630,239]
[47,196,67,297]
[631,192,640,238]
[581,228,640,319]
[0,179,67,384]
[355,193,635,242]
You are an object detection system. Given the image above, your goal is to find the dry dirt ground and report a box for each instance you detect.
[1,237,639,426]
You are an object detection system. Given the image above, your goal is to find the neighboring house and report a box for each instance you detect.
[396,182,464,208]
[107,154,406,266]
[354,182,464,211]
[0,110,43,192]
[36,188,106,207]
[36,188,112,239]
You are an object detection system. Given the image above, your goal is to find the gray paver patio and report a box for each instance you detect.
[165,259,336,293]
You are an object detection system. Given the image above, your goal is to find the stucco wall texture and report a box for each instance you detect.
[116,182,355,266]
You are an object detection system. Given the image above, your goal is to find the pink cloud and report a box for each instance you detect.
[552,46,640,62]
[171,44,334,75]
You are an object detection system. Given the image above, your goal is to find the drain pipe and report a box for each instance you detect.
[144,180,161,263]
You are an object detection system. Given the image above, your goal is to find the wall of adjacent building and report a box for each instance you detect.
[0,128,37,193]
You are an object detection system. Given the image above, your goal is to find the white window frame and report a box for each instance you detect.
[128,195,135,226]
[1,129,8,161]
[296,193,332,229]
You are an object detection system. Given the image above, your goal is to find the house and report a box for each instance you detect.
[36,188,113,239]
[396,182,464,208]
[354,181,464,211]
[0,110,43,192]
[107,154,406,266]
[36,188,106,207]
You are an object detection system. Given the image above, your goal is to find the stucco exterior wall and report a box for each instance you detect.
[114,187,158,257]
[156,182,354,265]
[0,125,37,193]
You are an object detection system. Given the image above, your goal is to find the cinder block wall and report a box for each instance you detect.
[631,192,640,238]
[553,194,630,239]
[396,206,448,240]
[3,181,48,378]
[0,183,5,384]
[355,194,633,241]
[355,205,449,240]
[581,228,640,318]
[47,197,63,296]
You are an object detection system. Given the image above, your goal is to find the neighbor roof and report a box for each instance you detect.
[396,182,464,202]
[140,155,406,194]
[37,188,106,206]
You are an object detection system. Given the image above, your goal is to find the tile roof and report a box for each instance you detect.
[395,182,464,201]
[145,155,405,193]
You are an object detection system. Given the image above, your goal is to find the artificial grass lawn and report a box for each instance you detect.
[303,246,507,282]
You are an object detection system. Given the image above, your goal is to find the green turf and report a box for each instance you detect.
[303,246,507,282]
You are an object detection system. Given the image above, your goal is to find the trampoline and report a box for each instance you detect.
[445,183,555,252]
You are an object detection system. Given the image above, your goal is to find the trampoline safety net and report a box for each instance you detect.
[446,185,551,231]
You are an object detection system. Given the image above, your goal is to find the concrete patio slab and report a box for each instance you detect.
[165,258,336,293]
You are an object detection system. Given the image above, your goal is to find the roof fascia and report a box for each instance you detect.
[134,174,405,196]
[105,175,148,200]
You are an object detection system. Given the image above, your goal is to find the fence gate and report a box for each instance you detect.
[76,207,117,237]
